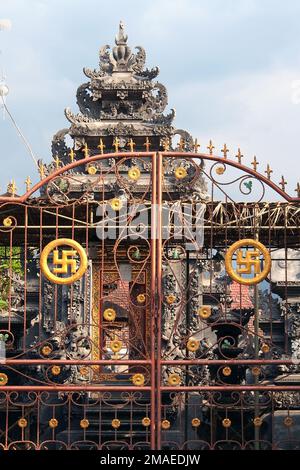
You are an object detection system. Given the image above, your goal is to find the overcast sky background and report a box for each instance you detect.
[0,0,300,197]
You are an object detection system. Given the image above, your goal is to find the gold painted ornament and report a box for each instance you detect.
[222,418,231,428]
[110,198,122,211]
[40,238,88,285]
[128,167,141,181]
[186,338,200,352]
[161,419,171,430]
[51,365,61,376]
[87,165,97,175]
[80,418,89,429]
[215,166,225,175]
[191,418,201,428]
[225,239,271,286]
[103,308,116,322]
[175,167,187,180]
[3,217,13,227]
[166,294,176,305]
[18,418,28,428]
[41,345,53,357]
[0,373,8,385]
[222,366,232,377]
[110,339,122,353]
[168,373,181,386]
[112,418,121,429]
[198,305,212,319]
[132,373,145,386]
[49,418,58,428]
[142,417,151,427]
[137,293,146,304]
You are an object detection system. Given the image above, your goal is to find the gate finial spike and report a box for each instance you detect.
[279,176,287,192]
[207,139,215,155]
[265,164,273,180]
[251,156,259,171]
[161,137,170,151]
[97,138,105,154]
[82,142,89,158]
[54,155,61,169]
[69,148,75,162]
[127,138,135,152]
[143,137,151,152]
[221,143,229,159]
[193,138,200,153]
[25,176,31,192]
[235,148,244,164]
[113,137,120,152]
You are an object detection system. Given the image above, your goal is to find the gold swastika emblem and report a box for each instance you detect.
[52,250,77,274]
[225,239,271,285]
[40,238,88,285]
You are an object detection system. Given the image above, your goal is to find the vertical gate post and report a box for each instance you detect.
[150,153,157,450]
[156,152,163,450]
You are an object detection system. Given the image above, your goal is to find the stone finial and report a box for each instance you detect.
[115,21,128,45]
[112,21,132,70]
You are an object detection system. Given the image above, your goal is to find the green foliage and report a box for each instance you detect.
[0,299,8,309]
[0,246,23,273]
[0,246,24,310]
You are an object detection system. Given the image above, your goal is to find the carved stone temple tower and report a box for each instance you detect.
[49,21,194,171]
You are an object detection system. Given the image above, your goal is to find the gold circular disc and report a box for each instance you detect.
[3,217,13,227]
[49,418,58,428]
[112,418,121,429]
[142,417,151,427]
[225,238,271,286]
[191,418,201,428]
[161,419,171,430]
[0,372,8,385]
[80,418,89,429]
[132,373,145,386]
[40,238,88,285]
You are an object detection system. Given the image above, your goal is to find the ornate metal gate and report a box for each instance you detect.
[0,149,300,450]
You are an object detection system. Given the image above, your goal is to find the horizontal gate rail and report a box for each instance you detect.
[1,360,151,365]
[160,386,300,391]
[160,359,300,365]
[0,386,152,391]
[1,359,298,365]
[1,385,300,391]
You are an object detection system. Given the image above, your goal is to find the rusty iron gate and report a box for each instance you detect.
[0,150,300,450]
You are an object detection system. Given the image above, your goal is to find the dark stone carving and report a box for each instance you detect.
[49,21,196,170]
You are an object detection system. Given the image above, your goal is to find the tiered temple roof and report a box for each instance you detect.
[50,21,193,169]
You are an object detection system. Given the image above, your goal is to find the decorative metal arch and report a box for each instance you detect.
[0,151,298,203]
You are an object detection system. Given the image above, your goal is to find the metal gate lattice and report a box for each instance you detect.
[0,151,300,450]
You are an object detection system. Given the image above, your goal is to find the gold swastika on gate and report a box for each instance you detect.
[225,239,271,286]
[40,238,88,285]
[52,249,78,274]
[236,249,261,275]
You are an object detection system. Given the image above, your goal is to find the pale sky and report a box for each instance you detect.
[0,0,300,198]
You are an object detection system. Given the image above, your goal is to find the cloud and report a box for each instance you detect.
[170,64,300,190]
[0,0,299,198]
